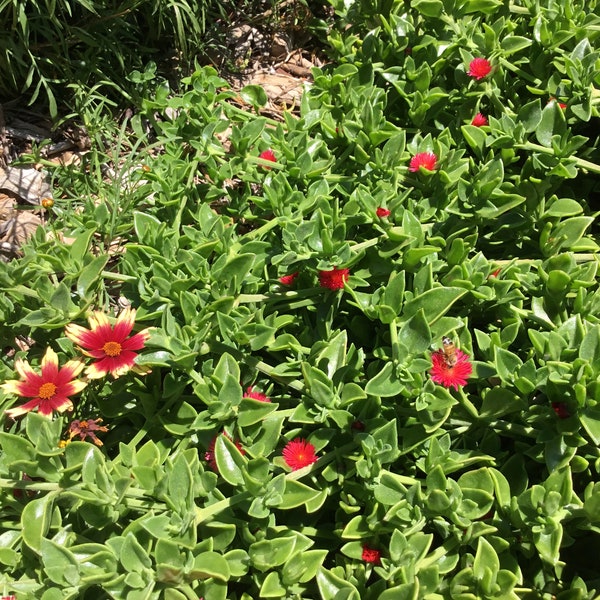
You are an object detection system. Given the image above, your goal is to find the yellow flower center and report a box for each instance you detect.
[103,341,122,357]
[38,382,57,399]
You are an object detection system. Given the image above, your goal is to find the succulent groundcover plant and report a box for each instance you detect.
[1,0,600,599]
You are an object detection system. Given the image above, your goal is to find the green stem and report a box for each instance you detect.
[457,388,479,421]
[390,320,400,364]
[101,271,138,282]
[498,57,540,85]
[195,491,252,524]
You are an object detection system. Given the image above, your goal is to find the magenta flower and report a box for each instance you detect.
[243,386,270,402]
[408,152,438,173]
[258,149,277,169]
[430,347,472,390]
[319,267,350,290]
[471,113,488,127]
[282,438,318,470]
[468,58,492,80]
[279,272,299,285]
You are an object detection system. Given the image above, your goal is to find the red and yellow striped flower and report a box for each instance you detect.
[2,347,86,418]
[65,308,151,379]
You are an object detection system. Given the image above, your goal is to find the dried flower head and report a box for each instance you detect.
[41,197,54,209]
[282,438,318,471]
[551,402,570,419]
[67,418,109,446]
[65,308,151,379]
[318,267,350,290]
[2,347,86,418]
[408,152,438,173]
[430,346,473,390]
[471,113,488,127]
[468,58,492,80]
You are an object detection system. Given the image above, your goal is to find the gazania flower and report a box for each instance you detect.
[319,267,350,290]
[279,272,299,286]
[65,308,151,379]
[376,207,391,218]
[471,113,488,127]
[551,402,570,419]
[282,438,318,471]
[243,386,270,402]
[67,418,109,446]
[468,58,492,80]
[362,545,382,565]
[258,149,277,169]
[204,433,245,473]
[430,347,472,390]
[2,347,86,418]
[408,152,438,173]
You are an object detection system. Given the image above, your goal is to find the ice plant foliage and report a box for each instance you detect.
[243,386,270,402]
[362,545,382,565]
[318,267,350,290]
[2,348,86,418]
[205,433,245,473]
[376,207,391,217]
[471,112,488,127]
[282,438,318,471]
[408,152,438,172]
[468,57,492,80]
[65,308,151,379]
[430,346,473,390]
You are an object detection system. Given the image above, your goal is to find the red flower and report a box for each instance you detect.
[362,545,381,565]
[205,433,245,473]
[2,348,86,418]
[551,402,570,419]
[471,113,488,127]
[489,267,502,278]
[408,152,437,173]
[468,58,492,80]
[258,149,277,169]
[1,595,16,600]
[319,267,350,290]
[430,348,472,390]
[376,207,391,218]
[243,386,270,402]
[67,418,109,446]
[279,272,299,285]
[65,308,151,379]
[548,97,567,109]
[351,420,365,432]
[282,438,318,471]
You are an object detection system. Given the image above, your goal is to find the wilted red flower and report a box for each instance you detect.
[430,347,473,390]
[351,420,365,432]
[279,272,299,285]
[319,267,350,290]
[468,58,492,80]
[362,545,381,565]
[205,433,245,473]
[489,267,502,278]
[67,418,109,446]
[548,97,567,109]
[2,347,86,419]
[376,207,391,218]
[551,402,570,419]
[258,149,277,169]
[282,438,318,471]
[65,308,151,379]
[243,386,270,402]
[471,113,488,127]
[408,152,438,173]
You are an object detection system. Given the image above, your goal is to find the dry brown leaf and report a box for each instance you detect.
[0,166,53,205]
